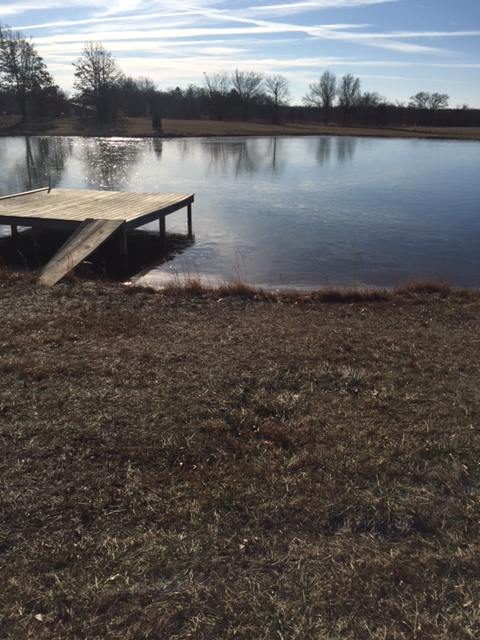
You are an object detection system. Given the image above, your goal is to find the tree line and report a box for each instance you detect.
[1,25,479,129]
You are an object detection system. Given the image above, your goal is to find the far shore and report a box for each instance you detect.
[1,115,480,141]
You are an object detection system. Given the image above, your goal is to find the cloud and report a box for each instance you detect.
[10,0,478,61]
[30,13,467,59]
[5,0,479,106]
[387,30,480,38]
[250,0,398,17]
[0,0,101,18]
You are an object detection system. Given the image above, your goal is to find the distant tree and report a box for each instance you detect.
[359,91,383,108]
[302,70,337,125]
[170,86,186,117]
[409,91,449,125]
[357,92,387,126]
[118,75,142,117]
[203,71,231,120]
[264,74,291,124]
[231,69,264,121]
[337,73,361,125]
[33,84,68,118]
[73,42,124,123]
[409,91,449,111]
[182,84,204,120]
[0,23,55,122]
[135,76,158,116]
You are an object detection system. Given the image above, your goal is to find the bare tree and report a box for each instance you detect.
[357,91,386,125]
[409,91,449,125]
[359,91,383,108]
[135,76,157,116]
[409,91,449,111]
[0,23,55,122]
[231,69,264,121]
[73,42,124,123]
[265,74,291,124]
[302,70,337,125]
[337,73,361,125]
[203,71,231,120]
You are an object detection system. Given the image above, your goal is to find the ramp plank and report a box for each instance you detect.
[39,218,124,286]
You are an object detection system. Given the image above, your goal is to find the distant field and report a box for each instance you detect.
[1,115,480,140]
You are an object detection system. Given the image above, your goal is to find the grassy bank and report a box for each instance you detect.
[1,270,479,639]
[1,115,480,140]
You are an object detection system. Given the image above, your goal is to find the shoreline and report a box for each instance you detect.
[1,115,480,141]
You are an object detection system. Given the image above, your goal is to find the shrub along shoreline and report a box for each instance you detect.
[1,270,479,639]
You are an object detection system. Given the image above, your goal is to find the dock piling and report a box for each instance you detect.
[187,204,193,238]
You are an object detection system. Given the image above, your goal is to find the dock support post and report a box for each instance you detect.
[187,204,193,238]
[159,216,166,251]
[119,228,129,278]
[33,229,41,248]
[159,216,166,237]
[11,225,18,237]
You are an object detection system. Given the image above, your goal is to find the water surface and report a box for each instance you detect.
[0,135,478,289]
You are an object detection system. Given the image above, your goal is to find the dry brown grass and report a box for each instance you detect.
[1,270,480,639]
[1,115,480,140]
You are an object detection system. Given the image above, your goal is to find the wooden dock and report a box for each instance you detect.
[0,188,194,285]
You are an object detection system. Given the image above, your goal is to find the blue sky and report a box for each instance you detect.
[3,0,480,108]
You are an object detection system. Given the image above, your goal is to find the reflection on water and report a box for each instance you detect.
[199,137,288,176]
[0,136,72,194]
[0,135,479,289]
[82,138,144,190]
[336,136,357,163]
[315,137,332,165]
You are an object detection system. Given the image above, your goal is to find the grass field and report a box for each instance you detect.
[1,115,480,140]
[1,269,479,639]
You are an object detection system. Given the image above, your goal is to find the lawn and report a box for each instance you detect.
[1,271,479,639]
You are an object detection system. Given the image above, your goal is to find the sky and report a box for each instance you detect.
[2,0,480,108]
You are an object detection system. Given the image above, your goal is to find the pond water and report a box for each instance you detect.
[0,135,479,289]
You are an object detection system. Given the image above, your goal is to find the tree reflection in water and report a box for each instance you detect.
[200,137,288,176]
[0,137,73,194]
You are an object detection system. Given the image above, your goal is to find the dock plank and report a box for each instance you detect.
[0,189,194,227]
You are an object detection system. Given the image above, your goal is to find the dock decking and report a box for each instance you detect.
[0,188,194,285]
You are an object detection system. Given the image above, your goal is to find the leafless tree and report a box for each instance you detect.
[136,76,157,116]
[265,74,291,124]
[337,73,361,125]
[73,42,124,123]
[409,91,449,111]
[0,23,55,122]
[359,91,383,108]
[203,71,231,120]
[356,91,386,125]
[302,70,337,125]
[231,69,264,121]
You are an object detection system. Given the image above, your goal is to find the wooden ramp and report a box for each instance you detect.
[39,218,125,286]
